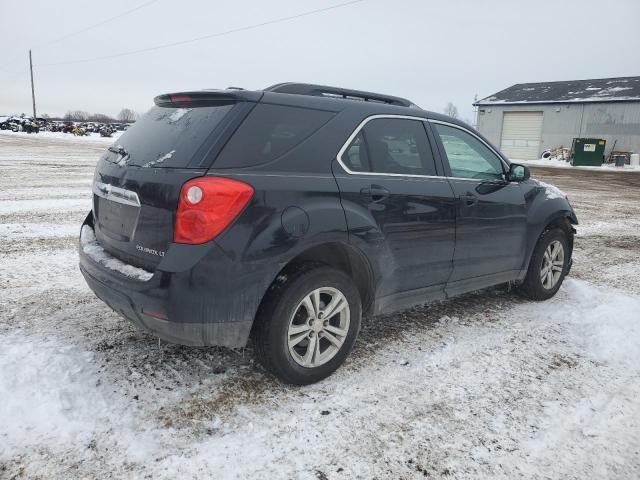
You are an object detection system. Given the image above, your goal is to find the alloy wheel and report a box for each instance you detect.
[287,287,350,368]
[540,240,564,289]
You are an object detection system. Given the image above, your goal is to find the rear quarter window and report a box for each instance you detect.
[113,104,235,168]
[214,103,335,168]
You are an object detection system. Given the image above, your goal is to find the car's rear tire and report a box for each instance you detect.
[252,264,361,385]
[518,227,570,300]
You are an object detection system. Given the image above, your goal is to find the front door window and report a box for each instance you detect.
[433,123,504,181]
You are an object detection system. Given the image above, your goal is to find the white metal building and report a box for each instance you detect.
[474,76,640,160]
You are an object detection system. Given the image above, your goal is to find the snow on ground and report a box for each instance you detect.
[517,157,640,172]
[1,134,639,479]
[0,129,122,144]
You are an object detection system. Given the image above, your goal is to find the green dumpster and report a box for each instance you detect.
[571,138,606,167]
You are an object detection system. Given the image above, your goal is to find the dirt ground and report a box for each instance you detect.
[1,132,639,480]
[526,166,640,295]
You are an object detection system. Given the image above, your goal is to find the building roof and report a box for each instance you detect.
[475,76,640,106]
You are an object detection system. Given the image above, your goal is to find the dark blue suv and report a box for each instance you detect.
[79,83,577,384]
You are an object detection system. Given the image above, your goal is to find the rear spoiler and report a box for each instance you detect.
[154,90,263,107]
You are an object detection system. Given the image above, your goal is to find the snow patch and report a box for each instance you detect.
[168,108,191,123]
[0,129,122,143]
[0,198,90,215]
[80,225,153,281]
[535,180,567,199]
[142,149,175,168]
[0,223,79,239]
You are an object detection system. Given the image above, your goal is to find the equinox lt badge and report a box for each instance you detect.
[136,244,165,257]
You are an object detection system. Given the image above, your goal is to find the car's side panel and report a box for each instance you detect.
[332,162,456,300]
[444,179,529,281]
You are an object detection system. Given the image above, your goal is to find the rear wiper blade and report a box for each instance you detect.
[108,145,128,157]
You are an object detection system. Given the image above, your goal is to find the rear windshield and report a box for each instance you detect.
[112,104,235,168]
[214,103,335,168]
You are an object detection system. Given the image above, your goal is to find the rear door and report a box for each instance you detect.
[333,116,456,302]
[92,95,255,270]
[429,121,528,286]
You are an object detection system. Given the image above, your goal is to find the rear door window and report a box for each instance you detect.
[215,104,335,168]
[111,104,235,168]
[341,118,437,176]
[341,132,369,172]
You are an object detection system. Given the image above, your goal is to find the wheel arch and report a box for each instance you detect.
[521,210,576,278]
[258,241,376,321]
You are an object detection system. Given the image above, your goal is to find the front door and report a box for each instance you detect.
[333,117,456,304]
[430,121,528,286]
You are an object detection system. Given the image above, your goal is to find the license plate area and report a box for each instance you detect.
[95,195,140,242]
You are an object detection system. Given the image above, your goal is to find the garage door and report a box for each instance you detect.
[500,112,543,161]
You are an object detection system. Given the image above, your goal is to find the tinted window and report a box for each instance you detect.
[113,104,234,168]
[215,104,334,168]
[341,118,437,176]
[433,124,504,180]
[341,132,369,172]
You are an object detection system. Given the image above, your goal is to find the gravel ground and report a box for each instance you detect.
[1,131,639,479]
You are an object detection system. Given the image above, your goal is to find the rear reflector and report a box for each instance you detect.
[174,177,254,244]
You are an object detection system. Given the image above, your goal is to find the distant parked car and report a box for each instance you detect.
[99,125,114,137]
[80,83,578,385]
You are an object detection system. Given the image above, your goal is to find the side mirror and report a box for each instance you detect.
[507,163,530,182]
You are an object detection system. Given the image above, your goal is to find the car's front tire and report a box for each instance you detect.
[519,227,571,300]
[252,264,361,385]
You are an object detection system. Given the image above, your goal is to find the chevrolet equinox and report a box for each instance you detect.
[79,83,578,384]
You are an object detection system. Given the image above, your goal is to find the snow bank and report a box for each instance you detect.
[80,225,153,281]
[0,129,122,144]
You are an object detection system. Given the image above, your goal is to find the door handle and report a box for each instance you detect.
[360,184,390,202]
[459,194,478,207]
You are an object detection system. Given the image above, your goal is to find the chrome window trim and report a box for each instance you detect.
[335,114,510,181]
[335,114,444,180]
[93,181,141,207]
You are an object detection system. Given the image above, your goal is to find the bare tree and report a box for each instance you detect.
[443,102,459,119]
[89,113,115,123]
[64,110,90,121]
[118,108,137,123]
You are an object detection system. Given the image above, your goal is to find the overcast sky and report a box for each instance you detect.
[1,0,639,121]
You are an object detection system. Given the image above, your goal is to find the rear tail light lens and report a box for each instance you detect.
[174,177,254,244]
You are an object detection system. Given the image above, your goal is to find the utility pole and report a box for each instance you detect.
[472,93,478,129]
[29,49,37,119]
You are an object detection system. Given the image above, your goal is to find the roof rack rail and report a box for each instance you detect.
[265,82,418,108]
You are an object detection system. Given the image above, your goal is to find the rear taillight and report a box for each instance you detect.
[174,177,254,244]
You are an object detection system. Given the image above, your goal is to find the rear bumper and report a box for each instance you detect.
[80,264,252,346]
[79,212,271,347]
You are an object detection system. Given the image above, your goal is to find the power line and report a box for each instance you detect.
[38,0,365,67]
[0,0,159,72]
[36,0,160,48]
